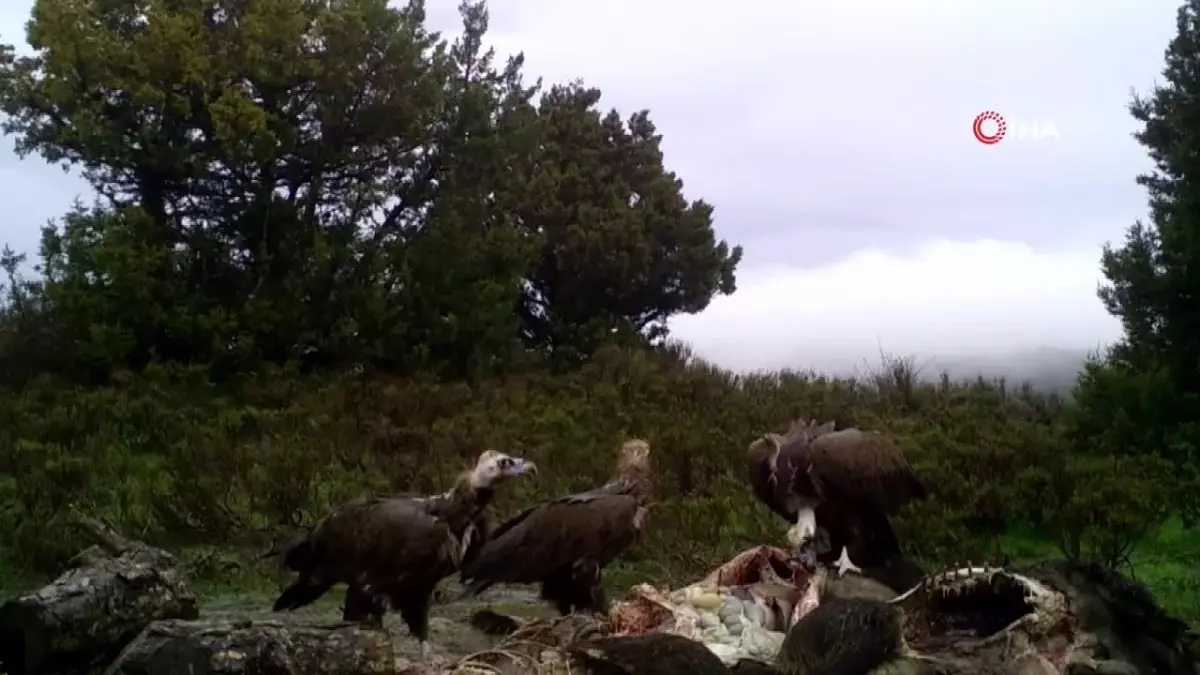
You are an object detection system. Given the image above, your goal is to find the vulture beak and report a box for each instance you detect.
[507,457,537,477]
[793,543,819,572]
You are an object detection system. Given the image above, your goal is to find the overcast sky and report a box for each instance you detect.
[0,0,1181,374]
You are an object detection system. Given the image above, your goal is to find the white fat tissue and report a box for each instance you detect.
[785,506,816,549]
[793,570,822,625]
[608,546,819,666]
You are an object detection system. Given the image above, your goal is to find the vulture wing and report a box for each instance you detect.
[304,496,461,583]
[475,477,634,549]
[801,430,926,514]
[562,476,639,503]
[479,503,538,543]
[460,494,641,587]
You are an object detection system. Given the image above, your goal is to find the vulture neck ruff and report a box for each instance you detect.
[440,469,492,522]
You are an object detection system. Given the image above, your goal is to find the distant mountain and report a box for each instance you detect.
[921,347,1094,395]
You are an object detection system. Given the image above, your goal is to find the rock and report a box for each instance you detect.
[569,633,733,674]
[729,660,780,674]
[819,559,1200,675]
[1091,660,1142,675]
[469,609,524,636]
[1012,653,1059,675]
[1022,559,1199,675]
[0,512,199,675]
[103,618,397,675]
[774,597,903,675]
[821,570,902,603]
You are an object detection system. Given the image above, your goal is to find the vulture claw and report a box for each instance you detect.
[834,547,863,577]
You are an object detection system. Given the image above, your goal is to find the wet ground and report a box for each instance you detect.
[199,579,560,667]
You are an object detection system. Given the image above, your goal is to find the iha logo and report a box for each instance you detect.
[972,111,1060,144]
[973,111,1006,144]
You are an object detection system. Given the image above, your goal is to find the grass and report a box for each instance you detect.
[1123,521,1200,628]
[997,520,1200,630]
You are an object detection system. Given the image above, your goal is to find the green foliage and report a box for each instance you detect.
[1066,0,1200,526]
[0,0,740,381]
[1040,453,1176,568]
[0,348,1071,576]
[1061,357,1199,517]
[516,83,741,359]
[2,348,1192,626]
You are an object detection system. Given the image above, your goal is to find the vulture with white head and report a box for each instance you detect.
[459,439,654,615]
[747,419,926,583]
[268,450,536,659]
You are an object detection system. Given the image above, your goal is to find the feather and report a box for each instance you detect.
[804,429,926,514]
[271,450,534,651]
[747,420,927,574]
[459,439,654,615]
[463,495,642,582]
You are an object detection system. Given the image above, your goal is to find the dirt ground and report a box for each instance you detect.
[200,579,561,668]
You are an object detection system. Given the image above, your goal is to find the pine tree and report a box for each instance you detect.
[1074,0,1200,518]
[1104,0,1200,380]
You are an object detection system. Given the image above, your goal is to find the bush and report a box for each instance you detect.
[0,346,1134,582]
[1039,453,1175,568]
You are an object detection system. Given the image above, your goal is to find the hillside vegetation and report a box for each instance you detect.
[0,0,1197,629]
[1,348,1195,624]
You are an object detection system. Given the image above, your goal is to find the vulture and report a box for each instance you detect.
[458,439,654,615]
[268,450,536,659]
[746,419,926,580]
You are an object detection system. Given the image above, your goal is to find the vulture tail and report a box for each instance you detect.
[261,530,314,572]
[273,577,333,612]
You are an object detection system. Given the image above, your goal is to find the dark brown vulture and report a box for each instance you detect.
[746,419,926,581]
[268,450,535,659]
[458,439,654,615]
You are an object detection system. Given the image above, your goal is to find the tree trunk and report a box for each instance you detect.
[103,618,399,675]
[0,512,199,675]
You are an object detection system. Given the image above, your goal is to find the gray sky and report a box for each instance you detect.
[0,0,1179,374]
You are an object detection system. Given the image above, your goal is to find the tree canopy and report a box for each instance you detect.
[1066,0,1200,521]
[0,0,742,382]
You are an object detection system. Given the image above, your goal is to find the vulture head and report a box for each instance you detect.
[470,450,537,488]
[617,439,654,497]
[619,439,652,470]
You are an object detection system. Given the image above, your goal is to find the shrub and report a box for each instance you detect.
[0,347,1120,581]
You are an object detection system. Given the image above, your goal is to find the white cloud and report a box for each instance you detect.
[423,0,1168,372]
[669,239,1123,374]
